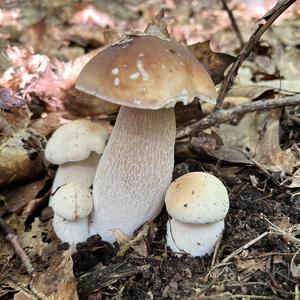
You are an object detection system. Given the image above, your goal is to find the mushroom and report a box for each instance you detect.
[76,33,217,243]
[45,119,109,206]
[165,172,229,257]
[51,182,93,244]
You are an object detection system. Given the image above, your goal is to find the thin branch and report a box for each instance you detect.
[188,94,300,135]
[215,0,296,109]
[221,0,244,47]
[0,217,34,274]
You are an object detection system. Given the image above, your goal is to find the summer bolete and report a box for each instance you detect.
[51,182,93,244]
[45,119,109,206]
[76,32,217,242]
[165,172,229,257]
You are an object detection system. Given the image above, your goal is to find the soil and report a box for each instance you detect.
[72,163,300,299]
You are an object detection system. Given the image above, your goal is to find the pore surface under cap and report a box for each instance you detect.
[76,35,217,109]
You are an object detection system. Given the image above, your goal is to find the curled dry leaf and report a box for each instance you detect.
[188,41,236,85]
[0,128,46,187]
[30,247,78,300]
[215,108,298,174]
[0,88,47,187]
[1,46,49,91]
[0,88,30,141]
[70,3,115,29]
[0,45,119,117]
[288,168,300,188]
[2,176,50,214]
[112,222,154,257]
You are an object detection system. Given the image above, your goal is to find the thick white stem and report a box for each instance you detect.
[53,214,90,244]
[49,152,100,206]
[166,219,224,257]
[91,107,176,242]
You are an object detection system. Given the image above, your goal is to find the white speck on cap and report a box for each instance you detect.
[129,72,140,80]
[136,60,149,81]
[138,52,145,57]
[114,77,120,86]
[133,98,142,104]
[165,172,229,224]
[111,68,119,75]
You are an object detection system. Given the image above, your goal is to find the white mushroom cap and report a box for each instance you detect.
[45,119,109,165]
[53,214,90,244]
[51,183,93,221]
[165,172,229,224]
[166,218,224,257]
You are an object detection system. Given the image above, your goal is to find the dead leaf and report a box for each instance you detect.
[30,112,62,137]
[2,176,50,214]
[0,88,31,143]
[278,48,300,80]
[145,9,169,39]
[30,247,78,300]
[70,3,115,29]
[215,108,298,173]
[236,258,268,274]
[113,222,153,257]
[188,41,236,84]
[289,168,300,188]
[0,128,47,187]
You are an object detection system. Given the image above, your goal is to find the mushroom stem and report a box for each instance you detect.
[91,106,176,242]
[49,152,100,206]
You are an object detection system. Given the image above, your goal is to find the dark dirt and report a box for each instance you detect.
[72,162,300,300]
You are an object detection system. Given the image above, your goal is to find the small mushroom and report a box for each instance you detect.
[76,33,216,243]
[45,119,109,206]
[165,172,229,257]
[51,182,93,244]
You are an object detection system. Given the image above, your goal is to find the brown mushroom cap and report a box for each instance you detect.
[76,35,217,109]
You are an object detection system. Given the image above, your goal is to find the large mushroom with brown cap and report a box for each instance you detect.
[76,23,217,242]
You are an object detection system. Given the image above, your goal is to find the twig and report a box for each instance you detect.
[189,94,300,135]
[221,231,269,264]
[221,0,244,47]
[0,217,34,274]
[211,231,223,268]
[215,0,296,109]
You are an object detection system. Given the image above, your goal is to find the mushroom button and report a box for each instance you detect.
[45,119,109,206]
[76,33,216,243]
[165,172,229,257]
[51,183,93,244]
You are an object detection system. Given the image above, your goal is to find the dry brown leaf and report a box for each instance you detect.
[0,46,117,117]
[30,112,62,137]
[30,247,78,300]
[20,217,52,257]
[255,80,300,94]
[113,222,152,257]
[3,176,50,214]
[227,85,276,100]
[188,41,236,84]
[289,168,300,188]
[215,108,298,173]
[278,48,300,79]
[70,3,115,29]
[0,88,31,143]
[236,258,268,274]
[0,128,46,187]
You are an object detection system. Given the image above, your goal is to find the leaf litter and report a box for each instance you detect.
[0,1,300,299]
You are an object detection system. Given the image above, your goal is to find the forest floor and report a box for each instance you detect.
[0,1,300,299]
